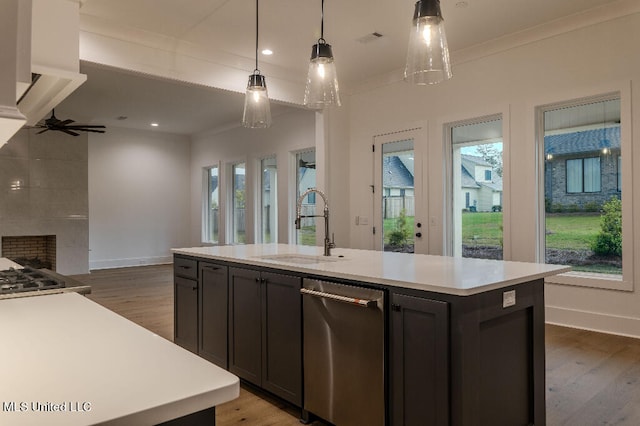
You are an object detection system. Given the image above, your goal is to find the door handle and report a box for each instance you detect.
[300,288,377,308]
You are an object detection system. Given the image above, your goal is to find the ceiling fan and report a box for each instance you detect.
[35,110,106,136]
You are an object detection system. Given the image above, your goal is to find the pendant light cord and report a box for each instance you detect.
[255,0,259,72]
[320,0,325,43]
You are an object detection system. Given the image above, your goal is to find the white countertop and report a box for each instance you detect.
[173,244,570,296]
[0,292,239,425]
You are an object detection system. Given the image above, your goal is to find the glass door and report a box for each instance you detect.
[373,129,426,253]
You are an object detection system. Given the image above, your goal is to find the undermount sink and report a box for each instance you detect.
[255,253,342,265]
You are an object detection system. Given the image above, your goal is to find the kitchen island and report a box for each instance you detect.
[172,244,569,426]
[0,292,239,426]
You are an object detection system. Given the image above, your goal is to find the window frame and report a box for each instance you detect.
[201,163,220,245]
[292,149,317,246]
[536,90,633,291]
[228,161,247,245]
[259,155,277,244]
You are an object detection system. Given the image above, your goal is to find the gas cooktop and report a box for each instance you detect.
[0,267,66,295]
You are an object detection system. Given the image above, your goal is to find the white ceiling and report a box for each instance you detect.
[55,0,625,135]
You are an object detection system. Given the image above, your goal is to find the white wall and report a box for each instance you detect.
[344,12,640,337]
[189,108,316,247]
[88,126,191,269]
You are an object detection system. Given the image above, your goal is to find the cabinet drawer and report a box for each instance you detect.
[175,276,197,290]
[174,256,198,280]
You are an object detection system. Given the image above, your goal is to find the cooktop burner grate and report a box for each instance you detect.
[0,267,66,294]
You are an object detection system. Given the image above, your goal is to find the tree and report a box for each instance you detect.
[475,144,503,177]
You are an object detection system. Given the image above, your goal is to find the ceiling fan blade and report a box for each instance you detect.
[37,128,50,134]
[60,129,80,136]
[59,119,75,126]
[77,128,106,134]
[65,125,106,129]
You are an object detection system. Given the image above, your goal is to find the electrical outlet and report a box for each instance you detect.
[503,290,516,308]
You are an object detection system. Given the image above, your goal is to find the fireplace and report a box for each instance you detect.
[1,235,56,270]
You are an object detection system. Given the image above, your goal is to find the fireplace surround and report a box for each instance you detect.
[1,235,56,270]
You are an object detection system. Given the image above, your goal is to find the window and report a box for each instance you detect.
[447,116,503,259]
[539,95,626,285]
[203,165,219,243]
[382,140,415,253]
[296,150,316,246]
[566,158,601,193]
[231,162,246,244]
[260,157,277,243]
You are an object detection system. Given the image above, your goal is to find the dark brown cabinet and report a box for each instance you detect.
[175,252,546,425]
[199,261,229,368]
[174,256,198,353]
[390,293,449,426]
[391,280,546,426]
[228,267,302,406]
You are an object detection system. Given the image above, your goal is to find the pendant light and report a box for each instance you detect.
[404,0,452,85]
[242,0,272,128]
[303,0,341,109]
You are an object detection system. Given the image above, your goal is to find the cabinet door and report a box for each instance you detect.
[390,293,449,426]
[261,272,302,406]
[228,267,262,385]
[174,276,198,353]
[199,262,228,368]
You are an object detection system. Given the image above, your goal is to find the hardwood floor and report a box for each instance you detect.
[73,264,640,425]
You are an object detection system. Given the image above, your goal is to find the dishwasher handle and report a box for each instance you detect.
[300,287,378,308]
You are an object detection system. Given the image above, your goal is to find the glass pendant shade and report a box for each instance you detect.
[404,0,452,85]
[242,73,272,128]
[304,41,341,109]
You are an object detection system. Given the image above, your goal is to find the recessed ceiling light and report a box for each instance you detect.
[261,49,273,56]
[150,123,159,127]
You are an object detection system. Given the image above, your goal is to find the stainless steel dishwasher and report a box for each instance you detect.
[301,278,385,426]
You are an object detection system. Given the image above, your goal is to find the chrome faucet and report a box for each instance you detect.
[295,188,335,256]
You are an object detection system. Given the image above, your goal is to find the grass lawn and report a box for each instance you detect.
[459,212,602,250]
[461,212,502,247]
[298,226,316,246]
[544,213,601,250]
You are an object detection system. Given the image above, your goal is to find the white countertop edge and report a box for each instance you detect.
[102,380,240,426]
[172,245,571,296]
[0,285,91,300]
[0,292,240,426]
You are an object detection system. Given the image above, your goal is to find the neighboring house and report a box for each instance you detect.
[383,155,415,218]
[460,154,503,212]
[544,126,620,209]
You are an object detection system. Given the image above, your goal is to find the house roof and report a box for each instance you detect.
[545,126,620,156]
[460,154,503,191]
[461,165,480,189]
[383,156,414,189]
